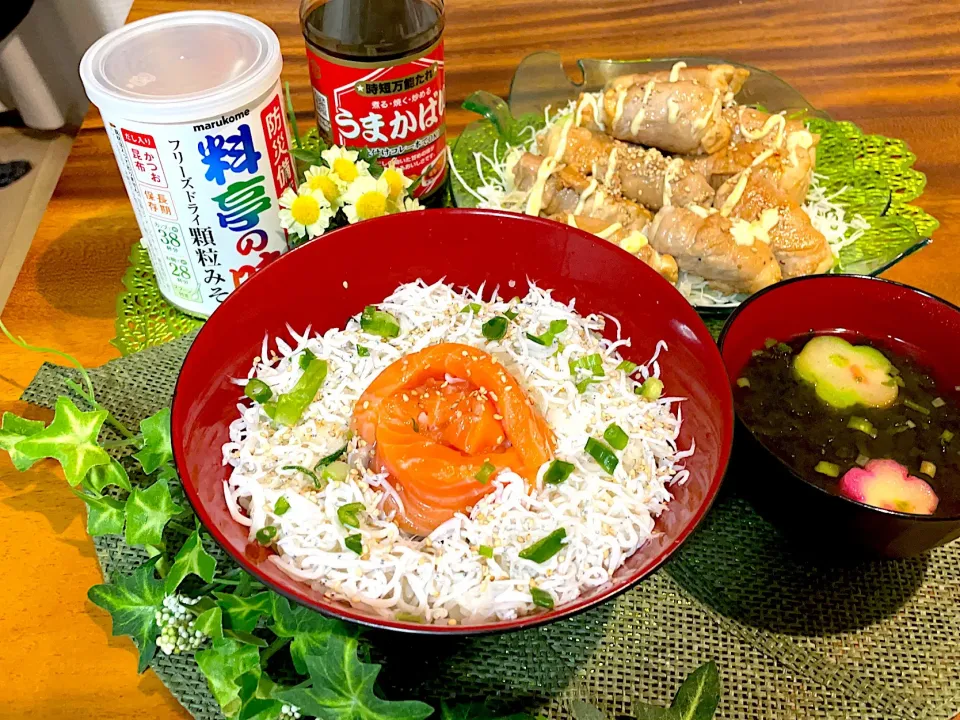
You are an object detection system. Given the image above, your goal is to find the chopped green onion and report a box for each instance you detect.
[764,338,777,349]
[460,303,482,314]
[855,454,870,467]
[504,309,520,321]
[244,378,273,403]
[776,342,791,353]
[569,353,605,377]
[344,534,362,555]
[814,461,840,478]
[736,377,751,388]
[530,587,554,609]
[478,545,494,558]
[932,397,946,408]
[274,357,328,426]
[282,465,322,488]
[299,348,316,370]
[848,416,878,438]
[356,345,370,357]
[637,377,664,401]
[395,612,423,623]
[321,461,349,483]
[360,305,401,338]
[903,398,930,415]
[585,437,618,475]
[475,461,496,484]
[906,419,916,429]
[603,423,629,451]
[262,402,277,420]
[526,319,568,346]
[274,496,291,516]
[255,525,278,545]
[315,444,348,470]
[518,528,567,563]
[895,376,905,388]
[941,429,955,444]
[543,459,575,485]
[616,360,638,374]
[482,316,509,341]
[751,350,763,358]
[920,461,937,478]
[337,502,365,528]
[575,377,600,394]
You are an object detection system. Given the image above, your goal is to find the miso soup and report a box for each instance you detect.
[735,332,960,516]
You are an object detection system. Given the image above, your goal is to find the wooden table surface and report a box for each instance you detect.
[1,1,959,717]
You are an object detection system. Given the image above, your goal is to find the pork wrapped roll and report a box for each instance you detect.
[537,122,714,210]
[646,206,782,294]
[714,170,832,279]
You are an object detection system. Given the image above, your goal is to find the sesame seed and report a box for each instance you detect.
[343,281,349,289]
[362,400,370,409]
[461,350,469,356]
[402,394,410,402]
[447,619,458,626]
[493,414,503,421]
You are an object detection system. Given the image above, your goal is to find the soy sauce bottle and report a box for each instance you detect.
[300,0,447,201]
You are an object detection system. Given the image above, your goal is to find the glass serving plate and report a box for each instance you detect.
[450,52,936,316]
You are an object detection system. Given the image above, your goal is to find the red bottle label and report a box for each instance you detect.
[306,40,447,198]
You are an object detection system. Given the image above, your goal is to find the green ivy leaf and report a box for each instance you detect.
[156,463,179,483]
[73,489,125,536]
[196,638,263,718]
[195,606,224,640]
[133,408,173,474]
[0,412,45,471]
[216,591,273,633]
[125,479,184,546]
[13,397,109,485]
[633,662,721,720]
[85,458,132,493]
[237,671,284,720]
[270,594,356,674]
[225,629,269,647]
[276,633,434,720]
[166,529,217,593]
[87,558,166,673]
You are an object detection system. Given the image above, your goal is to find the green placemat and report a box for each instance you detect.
[23,336,960,720]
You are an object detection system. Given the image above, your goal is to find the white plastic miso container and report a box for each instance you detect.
[80,11,296,317]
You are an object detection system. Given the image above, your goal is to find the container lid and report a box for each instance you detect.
[80,11,282,124]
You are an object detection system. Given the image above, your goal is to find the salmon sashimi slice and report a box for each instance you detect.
[351,343,555,535]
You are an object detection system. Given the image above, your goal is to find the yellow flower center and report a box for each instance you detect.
[355,191,388,220]
[308,173,341,203]
[290,194,321,227]
[333,158,359,183]
[383,168,405,198]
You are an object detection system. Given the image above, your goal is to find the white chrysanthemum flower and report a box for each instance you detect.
[342,175,391,224]
[321,146,370,184]
[381,161,414,199]
[278,184,334,239]
[401,196,424,212]
[304,165,348,209]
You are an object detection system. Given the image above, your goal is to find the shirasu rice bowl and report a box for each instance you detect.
[222,279,693,625]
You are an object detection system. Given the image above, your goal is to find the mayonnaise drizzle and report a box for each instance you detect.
[619,230,648,253]
[749,148,776,168]
[566,214,579,228]
[603,147,619,186]
[574,179,598,214]
[692,88,721,130]
[786,130,814,168]
[629,80,657,134]
[595,222,623,239]
[740,109,786,145]
[612,89,628,128]
[719,169,751,217]
[662,157,684,207]
[667,97,681,125]
[551,118,574,162]
[575,93,602,129]
[669,61,687,82]
[524,157,558,216]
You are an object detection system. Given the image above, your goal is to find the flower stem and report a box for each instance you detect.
[260,636,292,666]
[0,321,98,402]
[167,520,193,535]
[102,436,143,449]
